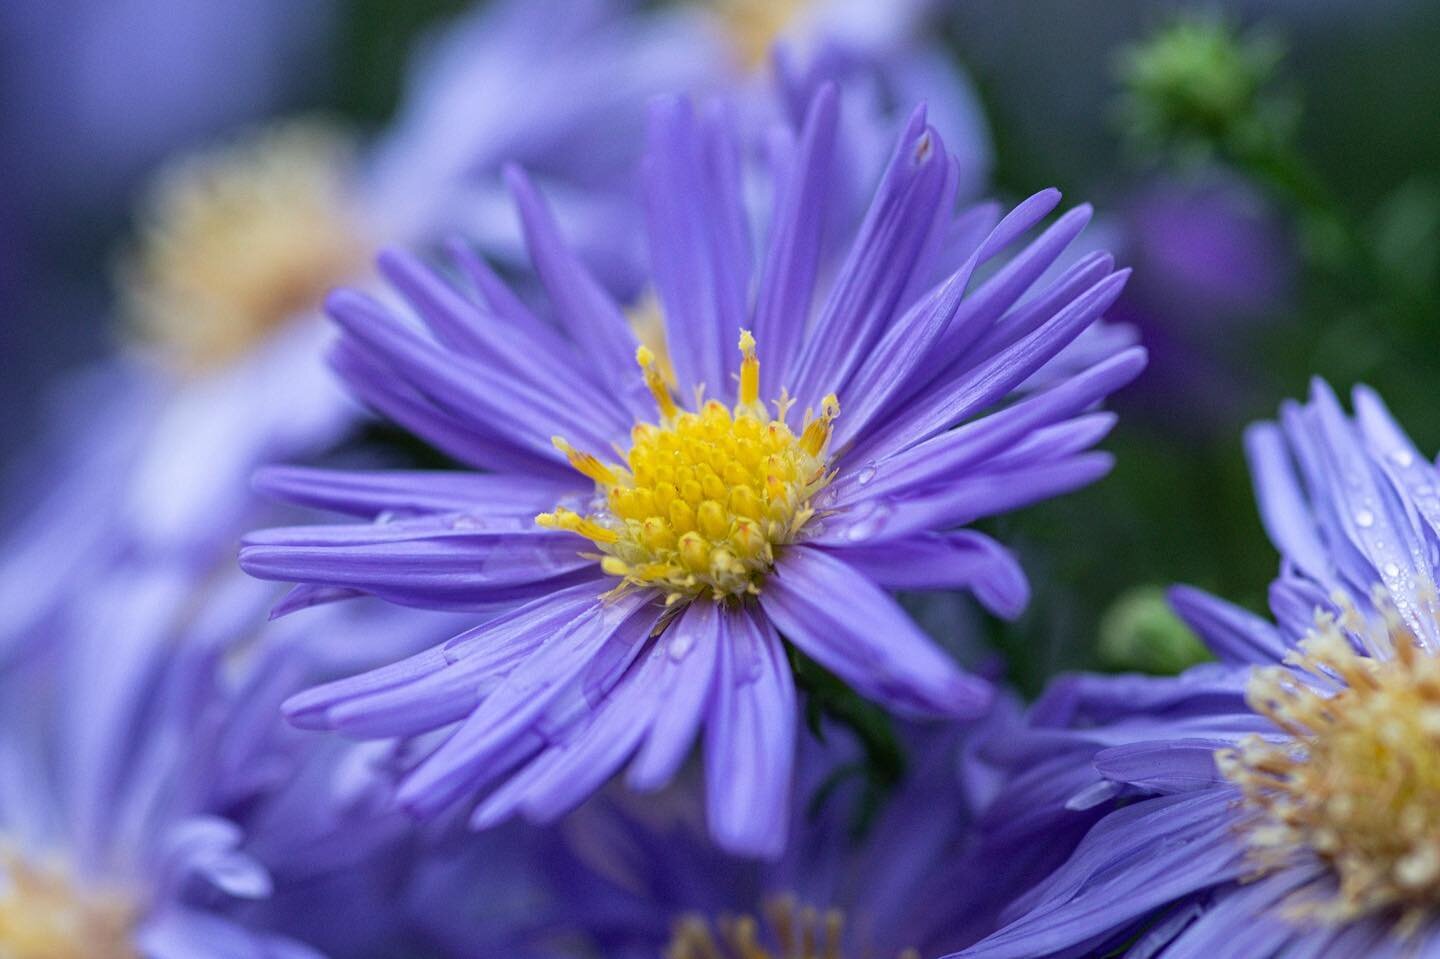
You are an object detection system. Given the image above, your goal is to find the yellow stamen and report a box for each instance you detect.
[626,290,677,386]
[800,394,840,457]
[544,331,838,603]
[536,508,618,545]
[738,329,760,408]
[552,436,619,486]
[638,345,680,421]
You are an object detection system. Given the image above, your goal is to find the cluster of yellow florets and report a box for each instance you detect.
[1218,594,1440,931]
[121,123,362,371]
[0,849,136,959]
[539,331,837,604]
[664,892,920,959]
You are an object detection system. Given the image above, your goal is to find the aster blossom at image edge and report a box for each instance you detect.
[959,380,1440,959]
[240,85,1145,858]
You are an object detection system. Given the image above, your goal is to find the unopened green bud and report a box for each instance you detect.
[1099,586,1211,675]
[1118,17,1290,159]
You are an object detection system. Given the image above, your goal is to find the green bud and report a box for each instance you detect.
[1118,16,1290,159]
[1098,586,1211,675]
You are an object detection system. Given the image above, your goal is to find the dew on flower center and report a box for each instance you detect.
[0,848,137,959]
[665,893,919,959]
[539,331,838,604]
[120,122,364,372]
[1217,593,1440,930]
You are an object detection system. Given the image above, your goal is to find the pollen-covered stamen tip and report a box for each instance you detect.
[552,435,619,486]
[540,330,838,603]
[801,393,840,457]
[738,328,760,408]
[637,344,679,421]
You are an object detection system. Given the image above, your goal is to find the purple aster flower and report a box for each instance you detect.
[959,380,1440,958]
[241,84,1143,858]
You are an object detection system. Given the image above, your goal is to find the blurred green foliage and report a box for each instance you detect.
[936,5,1440,695]
[331,0,471,124]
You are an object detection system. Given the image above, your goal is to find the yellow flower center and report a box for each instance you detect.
[0,849,136,959]
[120,122,364,372]
[715,0,811,70]
[1218,594,1440,931]
[665,894,919,959]
[538,331,837,604]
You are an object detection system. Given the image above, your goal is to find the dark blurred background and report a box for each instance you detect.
[3,0,1438,691]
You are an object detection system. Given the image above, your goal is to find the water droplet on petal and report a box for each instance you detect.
[668,631,695,661]
[854,464,878,486]
[1355,510,1375,529]
[842,501,892,542]
[1392,449,1416,468]
[1385,562,1402,579]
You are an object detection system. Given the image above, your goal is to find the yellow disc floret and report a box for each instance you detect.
[0,848,136,959]
[120,122,364,372]
[539,331,838,604]
[1218,593,1440,932]
[715,0,811,71]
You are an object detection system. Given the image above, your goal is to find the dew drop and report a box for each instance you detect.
[854,464,879,486]
[1385,562,1402,579]
[668,631,695,661]
[1391,449,1416,469]
[1355,509,1375,529]
[843,501,893,541]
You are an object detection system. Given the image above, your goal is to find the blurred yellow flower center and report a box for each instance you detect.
[717,0,810,70]
[539,331,837,604]
[121,123,363,372]
[0,850,136,959]
[665,894,919,959]
[1218,596,1440,930]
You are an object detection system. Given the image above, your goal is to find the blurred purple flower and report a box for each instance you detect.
[0,562,380,956]
[240,87,1141,858]
[513,715,1019,958]
[1127,178,1291,318]
[1109,176,1294,433]
[959,381,1440,958]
